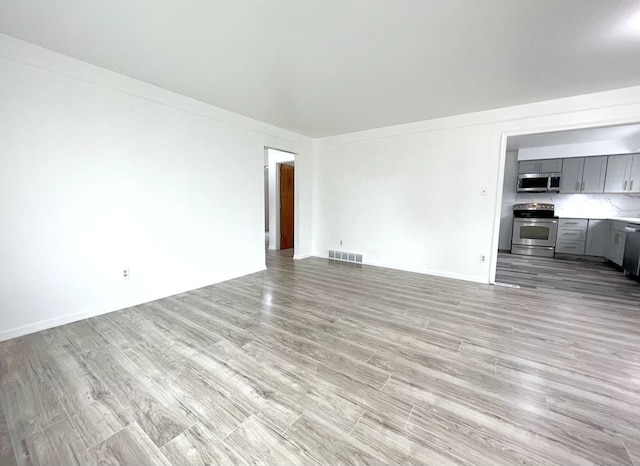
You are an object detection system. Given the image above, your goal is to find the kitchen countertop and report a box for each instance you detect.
[558,214,640,224]
[610,217,640,224]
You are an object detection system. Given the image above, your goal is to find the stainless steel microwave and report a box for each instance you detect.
[517,173,561,193]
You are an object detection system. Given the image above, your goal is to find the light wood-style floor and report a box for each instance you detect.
[1,250,640,465]
[496,251,640,304]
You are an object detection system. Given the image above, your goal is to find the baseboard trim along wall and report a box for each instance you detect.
[0,266,267,342]
[312,254,487,284]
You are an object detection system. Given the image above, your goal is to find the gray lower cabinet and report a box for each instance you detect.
[556,219,588,255]
[585,219,607,256]
[604,221,627,266]
[556,218,612,257]
[557,218,636,263]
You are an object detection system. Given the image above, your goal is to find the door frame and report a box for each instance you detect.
[489,119,640,285]
[265,147,296,252]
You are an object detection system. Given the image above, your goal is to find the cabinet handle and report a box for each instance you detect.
[624,180,628,191]
[631,180,634,191]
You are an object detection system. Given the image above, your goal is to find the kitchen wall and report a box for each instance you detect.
[0,34,313,341]
[515,193,640,218]
[313,86,640,283]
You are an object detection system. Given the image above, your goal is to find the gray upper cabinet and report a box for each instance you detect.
[518,153,639,193]
[604,153,640,193]
[539,159,563,173]
[559,156,606,194]
[560,158,584,194]
[604,155,632,193]
[518,160,540,174]
[518,159,563,174]
[629,153,640,193]
[581,156,607,193]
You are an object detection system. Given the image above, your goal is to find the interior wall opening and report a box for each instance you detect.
[264,147,296,259]
[491,122,640,300]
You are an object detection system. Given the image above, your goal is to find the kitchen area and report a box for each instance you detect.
[496,124,640,301]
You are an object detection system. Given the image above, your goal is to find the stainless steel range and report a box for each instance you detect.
[511,203,558,257]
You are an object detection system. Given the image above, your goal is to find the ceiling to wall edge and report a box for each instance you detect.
[3,34,640,147]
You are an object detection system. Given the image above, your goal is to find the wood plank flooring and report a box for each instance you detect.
[1,249,639,465]
[496,252,640,303]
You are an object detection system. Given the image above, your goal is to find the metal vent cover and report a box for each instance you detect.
[328,250,363,264]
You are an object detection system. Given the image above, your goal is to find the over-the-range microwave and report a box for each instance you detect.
[517,173,561,193]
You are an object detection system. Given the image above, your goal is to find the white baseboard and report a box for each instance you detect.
[0,265,267,342]
[293,253,313,260]
[312,253,488,284]
[0,307,112,342]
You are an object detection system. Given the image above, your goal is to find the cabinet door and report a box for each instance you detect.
[556,240,585,255]
[519,160,540,174]
[585,219,607,256]
[612,227,627,266]
[604,221,615,261]
[539,159,563,173]
[581,156,607,193]
[628,154,640,193]
[604,155,631,193]
[560,158,584,193]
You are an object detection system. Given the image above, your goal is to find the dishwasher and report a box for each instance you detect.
[623,226,640,278]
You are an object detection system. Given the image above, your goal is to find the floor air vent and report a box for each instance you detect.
[328,250,363,264]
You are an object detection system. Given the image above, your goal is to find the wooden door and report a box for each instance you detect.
[280,164,294,249]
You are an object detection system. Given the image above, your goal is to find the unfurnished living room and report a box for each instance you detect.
[1,1,640,465]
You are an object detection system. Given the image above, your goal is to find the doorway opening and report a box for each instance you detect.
[264,148,296,260]
[491,123,640,302]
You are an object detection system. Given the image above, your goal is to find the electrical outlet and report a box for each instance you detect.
[428,260,434,269]
[123,268,130,279]
[339,240,343,246]
[480,255,486,263]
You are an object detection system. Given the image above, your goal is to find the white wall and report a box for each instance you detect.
[0,35,313,341]
[264,167,269,231]
[313,86,640,283]
[266,148,295,250]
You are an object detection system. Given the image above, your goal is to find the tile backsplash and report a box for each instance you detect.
[514,193,640,218]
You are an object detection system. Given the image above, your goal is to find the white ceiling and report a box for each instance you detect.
[507,124,640,150]
[1,1,640,137]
